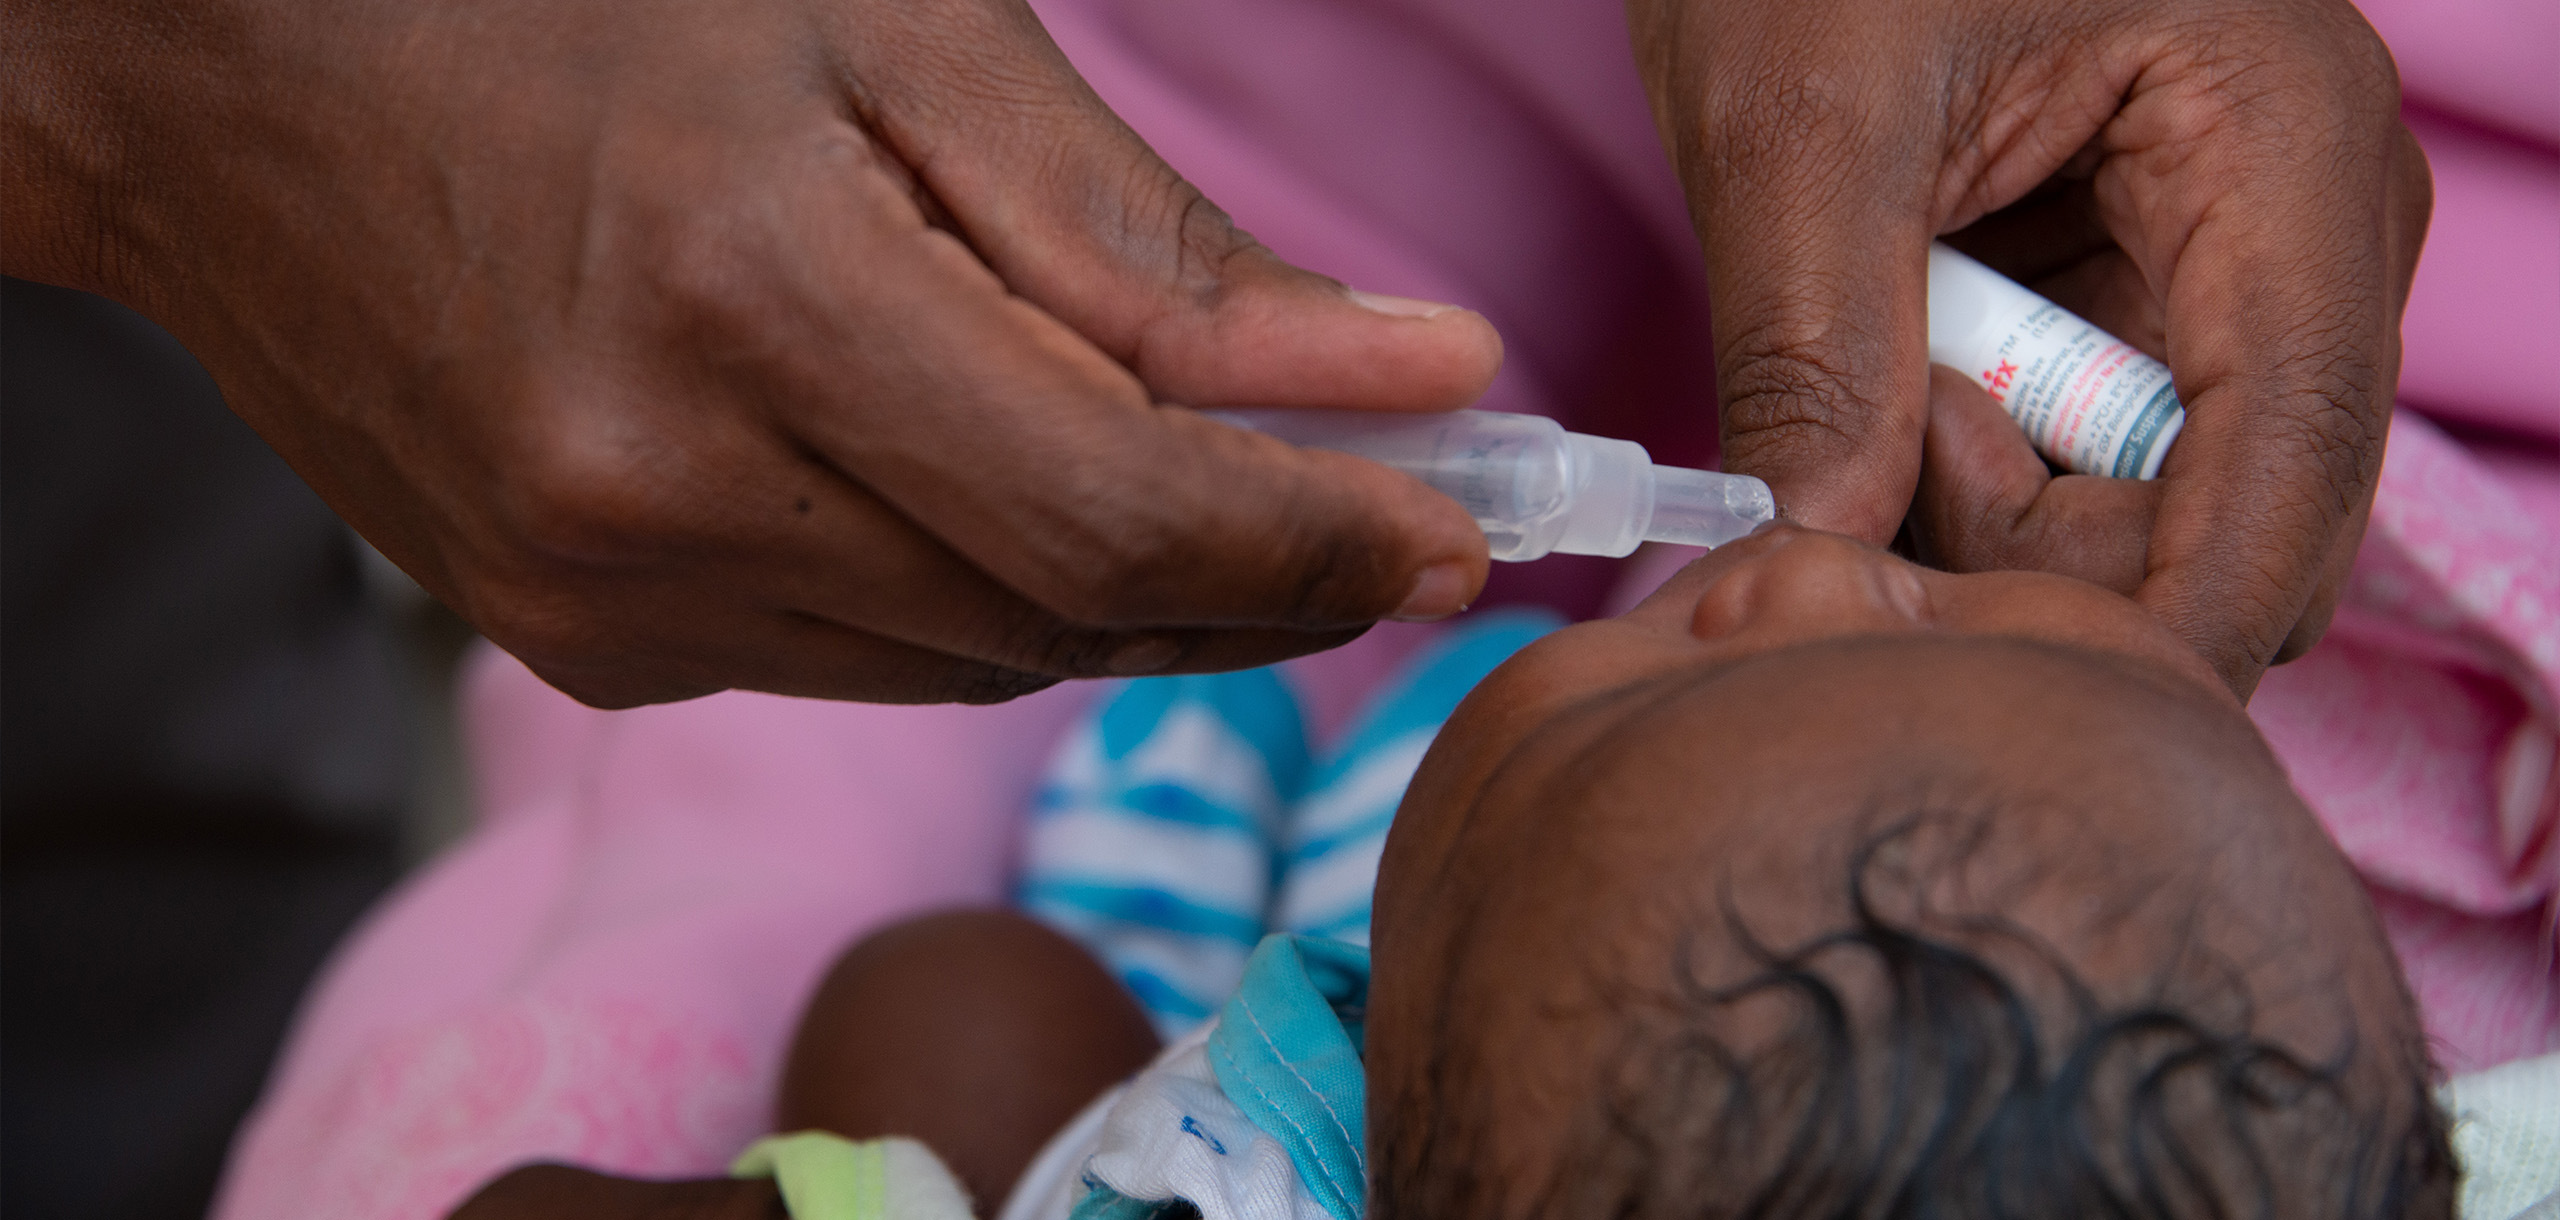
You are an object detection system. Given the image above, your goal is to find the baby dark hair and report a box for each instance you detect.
[1373,816,2457,1220]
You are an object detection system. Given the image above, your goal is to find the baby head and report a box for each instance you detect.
[1366,525,2454,1218]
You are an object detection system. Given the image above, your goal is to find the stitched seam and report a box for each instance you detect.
[1236,997,1365,1183]
[1209,1036,1351,1218]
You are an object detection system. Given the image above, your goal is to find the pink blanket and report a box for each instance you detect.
[211,1,2560,1216]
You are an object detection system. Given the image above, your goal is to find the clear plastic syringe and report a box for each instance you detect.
[1206,408,1775,562]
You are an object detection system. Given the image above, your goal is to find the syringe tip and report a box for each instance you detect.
[1645,465,1773,549]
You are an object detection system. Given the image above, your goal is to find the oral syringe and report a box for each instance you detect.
[1206,408,1775,562]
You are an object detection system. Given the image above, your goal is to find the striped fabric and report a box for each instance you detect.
[1019,611,1558,1034]
[1021,668,1309,1033]
[1272,613,1561,945]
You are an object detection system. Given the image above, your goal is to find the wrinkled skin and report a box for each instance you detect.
[1629,0,2433,698]
[5,0,2425,706]
[4,0,1500,707]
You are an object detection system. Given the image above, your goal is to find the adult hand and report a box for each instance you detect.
[1628,0,2430,697]
[4,0,1500,707]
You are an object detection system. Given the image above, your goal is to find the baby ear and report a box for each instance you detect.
[1908,365,2155,594]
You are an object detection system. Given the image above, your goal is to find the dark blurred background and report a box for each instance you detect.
[2,277,471,1220]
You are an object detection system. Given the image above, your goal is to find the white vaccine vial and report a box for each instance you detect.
[1927,243,2185,480]
[1206,408,1774,562]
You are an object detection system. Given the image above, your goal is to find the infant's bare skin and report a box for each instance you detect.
[453,524,2457,1218]
[448,912,1158,1220]
[1370,527,2451,1216]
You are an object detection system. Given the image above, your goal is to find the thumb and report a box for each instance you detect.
[831,0,1503,411]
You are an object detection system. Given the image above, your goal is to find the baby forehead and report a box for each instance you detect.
[1559,635,2237,783]
[1481,636,2300,906]
[1438,644,2366,1015]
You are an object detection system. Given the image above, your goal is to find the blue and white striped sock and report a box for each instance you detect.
[1019,611,1560,1034]
[1018,669,1309,1036]
[1272,609,1561,946]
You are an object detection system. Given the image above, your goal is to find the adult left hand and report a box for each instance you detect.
[1628,0,2432,699]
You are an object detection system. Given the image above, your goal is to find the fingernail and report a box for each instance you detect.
[1106,637,1181,676]
[1389,562,1472,622]
[1348,289,1458,319]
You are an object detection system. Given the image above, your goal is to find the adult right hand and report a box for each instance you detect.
[3,0,1501,707]
[1628,0,2428,700]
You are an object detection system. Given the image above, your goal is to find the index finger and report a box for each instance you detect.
[780,192,1494,639]
[1638,3,1947,547]
[2100,11,2419,694]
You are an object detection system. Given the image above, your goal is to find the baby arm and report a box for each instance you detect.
[448,911,1159,1219]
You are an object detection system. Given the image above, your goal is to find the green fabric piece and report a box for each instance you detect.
[733,1130,888,1220]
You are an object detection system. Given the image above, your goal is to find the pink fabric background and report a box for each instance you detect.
[211,1,2559,1216]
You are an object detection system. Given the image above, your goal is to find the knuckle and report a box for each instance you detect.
[631,178,864,374]
[1128,171,1251,307]
[1109,163,1259,363]
[496,394,697,565]
[654,229,804,356]
[1717,311,1894,464]
[505,468,662,565]
[2163,7,2401,140]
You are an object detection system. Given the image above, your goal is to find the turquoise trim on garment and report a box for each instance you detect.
[1205,936,1374,1220]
